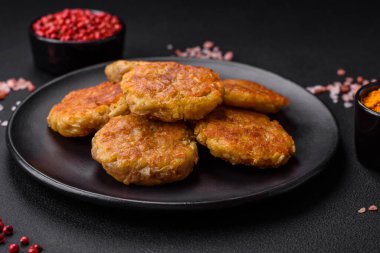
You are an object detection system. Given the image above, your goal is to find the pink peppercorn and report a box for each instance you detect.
[9,244,19,253]
[3,225,13,235]
[0,234,5,244]
[32,9,122,42]
[28,248,39,253]
[30,244,43,252]
[20,236,30,245]
[0,221,4,230]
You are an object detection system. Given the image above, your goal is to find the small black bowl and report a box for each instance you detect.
[355,82,380,168]
[29,10,125,75]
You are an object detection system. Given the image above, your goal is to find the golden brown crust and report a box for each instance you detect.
[194,107,295,168]
[121,62,224,122]
[105,60,149,83]
[222,79,288,113]
[91,115,198,186]
[47,82,129,137]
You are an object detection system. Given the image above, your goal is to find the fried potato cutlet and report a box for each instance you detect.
[47,82,128,137]
[194,107,295,168]
[121,62,224,122]
[104,60,149,83]
[91,115,198,186]
[222,79,288,113]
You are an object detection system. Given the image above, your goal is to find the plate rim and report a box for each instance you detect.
[6,57,339,210]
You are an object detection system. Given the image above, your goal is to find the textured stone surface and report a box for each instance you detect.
[0,1,379,252]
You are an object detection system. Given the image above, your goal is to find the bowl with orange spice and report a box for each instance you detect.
[355,82,380,168]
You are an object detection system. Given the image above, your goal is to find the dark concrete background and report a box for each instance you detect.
[0,1,379,252]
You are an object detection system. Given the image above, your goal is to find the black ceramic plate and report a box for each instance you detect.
[7,57,338,210]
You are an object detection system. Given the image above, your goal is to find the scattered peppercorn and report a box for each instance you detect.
[3,225,13,235]
[30,244,43,252]
[28,247,39,253]
[8,243,19,253]
[0,234,5,244]
[32,9,122,42]
[0,219,43,251]
[358,207,366,214]
[20,236,30,245]
[0,221,4,230]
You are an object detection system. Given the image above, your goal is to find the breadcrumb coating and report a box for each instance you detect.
[194,107,295,168]
[105,60,149,83]
[222,79,288,113]
[121,62,224,122]
[91,115,198,186]
[47,82,128,137]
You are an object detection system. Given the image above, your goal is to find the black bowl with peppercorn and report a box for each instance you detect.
[29,9,125,75]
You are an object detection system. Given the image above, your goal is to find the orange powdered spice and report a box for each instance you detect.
[363,88,380,113]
